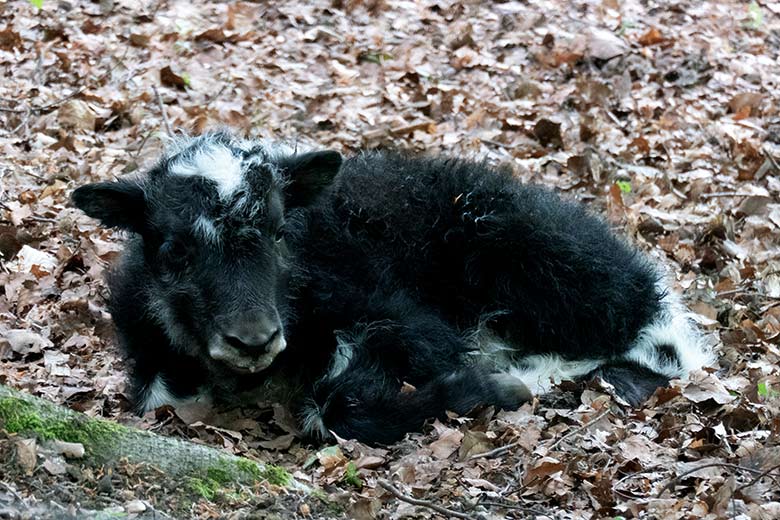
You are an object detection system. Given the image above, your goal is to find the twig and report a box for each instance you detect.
[735,462,780,494]
[0,481,24,503]
[700,192,755,199]
[469,441,519,460]
[480,138,513,150]
[656,462,780,498]
[762,146,780,174]
[469,407,610,460]
[378,479,473,519]
[26,215,57,224]
[475,498,546,515]
[548,407,611,450]
[204,83,229,105]
[152,86,174,137]
[4,108,31,136]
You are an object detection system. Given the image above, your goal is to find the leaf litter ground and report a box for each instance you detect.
[1,0,780,518]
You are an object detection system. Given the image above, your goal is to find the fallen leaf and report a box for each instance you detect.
[681,372,736,405]
[533,118,562,148]
[429,427,463,459]
[160,66,187,89]
[14,438,37,476]
[637,27,665,46]
[1,329,53,357]
[587,28,628,60]
[49,440,85,459]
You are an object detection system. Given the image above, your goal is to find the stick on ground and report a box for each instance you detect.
[378,479,473,519]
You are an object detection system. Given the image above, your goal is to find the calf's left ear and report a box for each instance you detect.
[71,180,146,232]
[281,150,342,207]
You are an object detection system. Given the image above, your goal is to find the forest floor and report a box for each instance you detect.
[1,0,780,518]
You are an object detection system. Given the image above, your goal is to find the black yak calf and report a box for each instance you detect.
[72,131,713,444]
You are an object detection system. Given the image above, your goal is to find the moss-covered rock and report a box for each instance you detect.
[0,385,306,497]
[0,396,125,450]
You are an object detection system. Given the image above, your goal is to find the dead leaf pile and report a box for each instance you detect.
[1,0,779,518]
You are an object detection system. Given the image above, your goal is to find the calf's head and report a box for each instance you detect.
[72,131,341,374]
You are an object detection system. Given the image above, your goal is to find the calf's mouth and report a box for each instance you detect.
[207,333,287,374]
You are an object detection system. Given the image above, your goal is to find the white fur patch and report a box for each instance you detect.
[471,330,601,395]
[471,277,715,397]
[170,143,244,198]
[193,215,220,245]
[140,375,177,412]
[505,355,603,395]
[624,279,715,378]
[148,297,193,350]
[166,134,299,199]
[300,399,330,439]
[325,334,356,380]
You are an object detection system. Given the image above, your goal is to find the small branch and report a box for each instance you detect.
[762,146,780,174]
[0,481,24,503]
[378,480,472,519]
[735,462,780,494]
[471,403,611,460]
[480,138,513,150]
[700,192,755,199]
[152,86,174,137]
[548,407,611,450]
[475,498,546,515]
[656,462,780,498]
[469,441,519,461]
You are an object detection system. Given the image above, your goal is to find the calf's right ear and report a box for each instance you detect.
[71,181,146,232]
[281,150,342,207]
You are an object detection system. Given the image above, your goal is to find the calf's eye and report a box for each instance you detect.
[274,224,286,243]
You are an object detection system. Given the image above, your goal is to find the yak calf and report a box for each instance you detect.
[72,131,713,444]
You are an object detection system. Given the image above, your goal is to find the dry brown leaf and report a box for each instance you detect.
[429,427,463,460]
[14,438,37,476]
[681,372,736,405]
[637,27,666,46]
[160,66,187,90]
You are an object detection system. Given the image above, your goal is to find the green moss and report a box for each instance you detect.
[235,458,263,480]
[188,477,219,501]
[0,397,125,450]
[342,462,363,488]
[205,466,232,485]
[192,460,291,501]
[260,464,291,486]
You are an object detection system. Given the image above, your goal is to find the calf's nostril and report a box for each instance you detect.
[224,334,251,351]
[264,328,280,352]
[223,327,280,352]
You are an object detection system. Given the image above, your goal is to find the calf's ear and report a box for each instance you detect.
[71,181,146,232]
[281,150,342,207]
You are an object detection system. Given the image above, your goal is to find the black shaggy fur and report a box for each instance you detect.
[72,132,706,445]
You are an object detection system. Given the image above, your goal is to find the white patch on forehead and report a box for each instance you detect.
[170,143,244,198]
[165,134,302,200]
